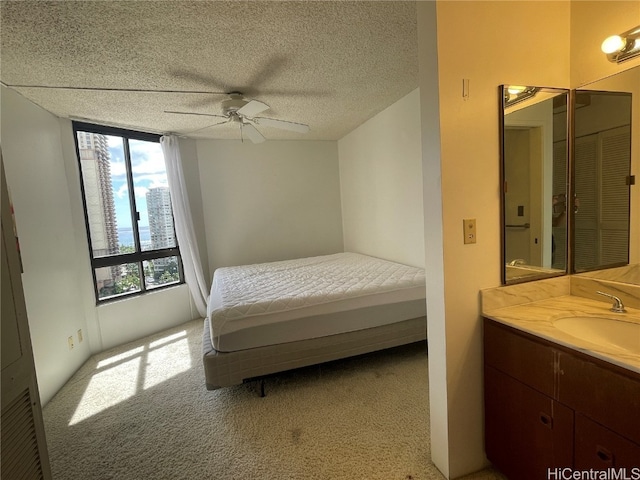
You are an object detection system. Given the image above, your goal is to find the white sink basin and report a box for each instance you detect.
[553,316,640,355]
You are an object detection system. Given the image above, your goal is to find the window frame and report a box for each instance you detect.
[73,121,184,304]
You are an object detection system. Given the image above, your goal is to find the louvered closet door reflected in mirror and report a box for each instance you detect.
[573,91,631,272]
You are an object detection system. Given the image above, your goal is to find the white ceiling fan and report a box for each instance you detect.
[2,56,313,142]
[165,92,310,143]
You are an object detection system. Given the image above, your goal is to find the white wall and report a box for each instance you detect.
[420,2,572,477]
[416,3,449,476]
[338,89,425,268]
[1,87,197,403]
[94,285,194,350]
[1,86,91,405]
[196,140,344,273]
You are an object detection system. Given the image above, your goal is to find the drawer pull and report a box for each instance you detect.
[539,412,553,429]
[596,445,613,465]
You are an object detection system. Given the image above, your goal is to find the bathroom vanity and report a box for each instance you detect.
[491,57,638,479]
[482,291,640,480]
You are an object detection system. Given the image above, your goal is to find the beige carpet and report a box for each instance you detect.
[43,319,504,480]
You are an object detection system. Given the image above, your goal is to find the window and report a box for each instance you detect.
[73,122,183,302]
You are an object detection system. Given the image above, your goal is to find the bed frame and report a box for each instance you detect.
[202,315,427,391]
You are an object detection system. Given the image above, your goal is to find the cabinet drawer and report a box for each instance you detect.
[557,351,640,445]
[484,318,555,397]
[575,413,640,469]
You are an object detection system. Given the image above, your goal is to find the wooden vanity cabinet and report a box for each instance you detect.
[558,351,640,470]
[484,320,573,480]
[484,318,555,396]
[483,318,640,477]
[557,351,640,446]
[485,365,573,480]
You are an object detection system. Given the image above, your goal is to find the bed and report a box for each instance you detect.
[202,252,427,390]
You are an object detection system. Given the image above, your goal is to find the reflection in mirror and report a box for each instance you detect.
[573,66,638,281]
[500,86,569,284]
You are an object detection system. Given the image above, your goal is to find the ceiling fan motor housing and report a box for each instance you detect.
[222,92,249,116]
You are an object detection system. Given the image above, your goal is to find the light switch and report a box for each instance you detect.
[463,218,477,244]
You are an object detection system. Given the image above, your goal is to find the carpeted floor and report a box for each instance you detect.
[43,319,504,480]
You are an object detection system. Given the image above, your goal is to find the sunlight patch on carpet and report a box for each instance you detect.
[69,357,141,426]
[68,330,191,425]
[96,346,144,368]
[143,337,191,390]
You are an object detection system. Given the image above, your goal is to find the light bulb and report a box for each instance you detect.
[507,85,526,95]
[601,35,625,54]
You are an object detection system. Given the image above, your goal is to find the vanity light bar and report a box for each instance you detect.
[601,25,640,63]
[503,86,539,108]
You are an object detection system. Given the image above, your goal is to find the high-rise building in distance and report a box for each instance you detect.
[77,131,119,291]
[78,132,119,256]
[146,187,176,267]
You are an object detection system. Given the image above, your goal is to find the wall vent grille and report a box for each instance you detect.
[1,388,44,480]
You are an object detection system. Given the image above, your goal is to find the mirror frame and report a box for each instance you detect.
[499,85,571,285]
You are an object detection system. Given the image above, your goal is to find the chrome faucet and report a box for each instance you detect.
[508,259,526,266]
[596,291,627,313]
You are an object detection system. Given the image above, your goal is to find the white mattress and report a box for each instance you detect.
[207,252,426,352]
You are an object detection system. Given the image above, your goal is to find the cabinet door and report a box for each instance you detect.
[575,413,640,470]
[558,351,640,445]
[484,318,555,397]
[485,365,574,480]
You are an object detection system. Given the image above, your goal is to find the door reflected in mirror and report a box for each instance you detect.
[573,89,632,273]
[500,86,569,284]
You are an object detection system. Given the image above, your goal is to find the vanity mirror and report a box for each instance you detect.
[573,65,638,283]
[500,86,570,284]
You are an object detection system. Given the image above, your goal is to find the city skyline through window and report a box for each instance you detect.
[74,122,183,301]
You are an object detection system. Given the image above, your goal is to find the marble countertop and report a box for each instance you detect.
[483,295,640,374]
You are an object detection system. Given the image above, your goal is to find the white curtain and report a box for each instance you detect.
[160,135,209,317]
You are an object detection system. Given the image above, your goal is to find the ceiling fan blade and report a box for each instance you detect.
[241,123,266,144]
[164,110,227,119]
[237,100,270,118]
[4,83,227,95]
[254,117,310,134]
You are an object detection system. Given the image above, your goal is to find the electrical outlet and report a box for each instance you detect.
[77,329,83,343]
[463,218,477,244]
[68,336,74,350]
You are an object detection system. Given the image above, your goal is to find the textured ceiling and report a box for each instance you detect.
[0,1,419,141]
